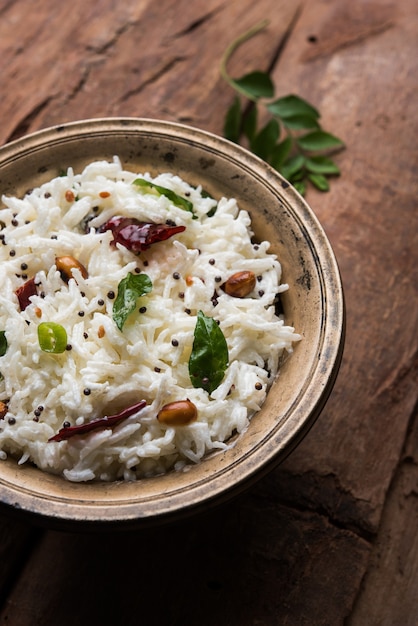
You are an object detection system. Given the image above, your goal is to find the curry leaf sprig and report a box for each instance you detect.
[220,20,345,195]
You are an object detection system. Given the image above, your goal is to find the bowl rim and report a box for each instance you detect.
[0,117,345,529]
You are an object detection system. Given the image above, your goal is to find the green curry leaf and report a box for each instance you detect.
[280,154,306,181]
[242,105,258,143]
[305,155,341,175]
[189,311,229,394]
[133,178,197,218]
[308,173,330,192]
[270,136,293,170]
[223,95,242,142]
[266,94,320,120]
[113,273,152,331]
[231,71,274,100]
[250,118,280,161]
[297,130,345,152]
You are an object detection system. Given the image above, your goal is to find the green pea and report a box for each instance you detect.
[37,322,67,353]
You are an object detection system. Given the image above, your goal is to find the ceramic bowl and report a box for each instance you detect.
[0,118,345,530]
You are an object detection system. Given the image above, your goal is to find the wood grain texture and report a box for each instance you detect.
[266,0,418,534]
[0,518,41,607]
[348,405,418,625]
[0,0,417,623]
[0,495,370,626]
[0,0,299,143]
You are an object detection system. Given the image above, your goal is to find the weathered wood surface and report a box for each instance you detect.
[0,0,417,624]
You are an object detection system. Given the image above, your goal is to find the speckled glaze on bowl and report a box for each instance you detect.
[0,118,345,530]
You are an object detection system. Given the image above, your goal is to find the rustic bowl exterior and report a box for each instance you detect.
[0,119,345,529]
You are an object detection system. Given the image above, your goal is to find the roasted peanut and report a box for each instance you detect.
[0,401,8,419]
[55,256,88,283]
[223,270,256,298]
[157,399,197,426]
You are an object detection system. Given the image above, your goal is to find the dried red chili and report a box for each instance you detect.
[48,400,147,442]
[98,216,186,254]
[15,277,37,310]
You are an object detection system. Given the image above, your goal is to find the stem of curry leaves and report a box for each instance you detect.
[220,20,271,100]
[220,21,345,195]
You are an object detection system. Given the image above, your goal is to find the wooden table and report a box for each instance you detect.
[0,0,417,624]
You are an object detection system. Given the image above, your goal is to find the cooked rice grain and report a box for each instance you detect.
[0,157,301,481]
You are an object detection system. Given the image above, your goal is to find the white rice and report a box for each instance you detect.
[0,157,301,482]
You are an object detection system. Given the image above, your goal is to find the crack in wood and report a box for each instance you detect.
[63,64,93,105]
[118,56,187,104]
[399,393,418,469]
[0,0,15,19]
[374,346,418,403]
[347,416,418,623]
[235,5,304,136]
[171,6,223,38]
[267,3,303,74]
[259,467,379,540]
[59,19,140,106]
[85,20,134,55]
